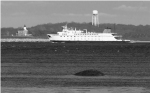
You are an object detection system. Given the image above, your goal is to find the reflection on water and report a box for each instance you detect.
[2,87,150,93]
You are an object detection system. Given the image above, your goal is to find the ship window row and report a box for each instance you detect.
[74,34,99,35]
[60,36,112,37]
[62,34,99,35]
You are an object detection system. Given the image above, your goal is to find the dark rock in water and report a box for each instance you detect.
[74,69,105,76]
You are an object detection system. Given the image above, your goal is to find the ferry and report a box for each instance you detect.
[47,25,131,43]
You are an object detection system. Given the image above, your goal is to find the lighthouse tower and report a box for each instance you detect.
[24,25,27,31]
[23,25,28,36]
[92,10,99,27]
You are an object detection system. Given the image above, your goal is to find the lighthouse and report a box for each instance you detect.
[23,25,27,31]
[23,25,28,36]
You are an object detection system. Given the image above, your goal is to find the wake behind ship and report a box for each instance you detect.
[47,25,131,44]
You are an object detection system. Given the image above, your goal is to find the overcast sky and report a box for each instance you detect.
[1,1,150,28]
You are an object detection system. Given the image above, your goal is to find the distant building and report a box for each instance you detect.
[16,25,32,36]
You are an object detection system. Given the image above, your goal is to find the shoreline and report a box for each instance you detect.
[1,38,150,43]
[1,38,50,42]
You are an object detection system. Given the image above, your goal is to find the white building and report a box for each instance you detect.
[16,25,32,36]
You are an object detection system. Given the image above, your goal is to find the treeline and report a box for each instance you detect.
[1,22,150,40]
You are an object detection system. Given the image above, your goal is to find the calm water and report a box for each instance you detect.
[1,42,150,93]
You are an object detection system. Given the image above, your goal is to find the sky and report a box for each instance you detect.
[1,1,150,28]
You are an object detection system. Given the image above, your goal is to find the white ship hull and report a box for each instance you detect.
[47,34,123,42]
